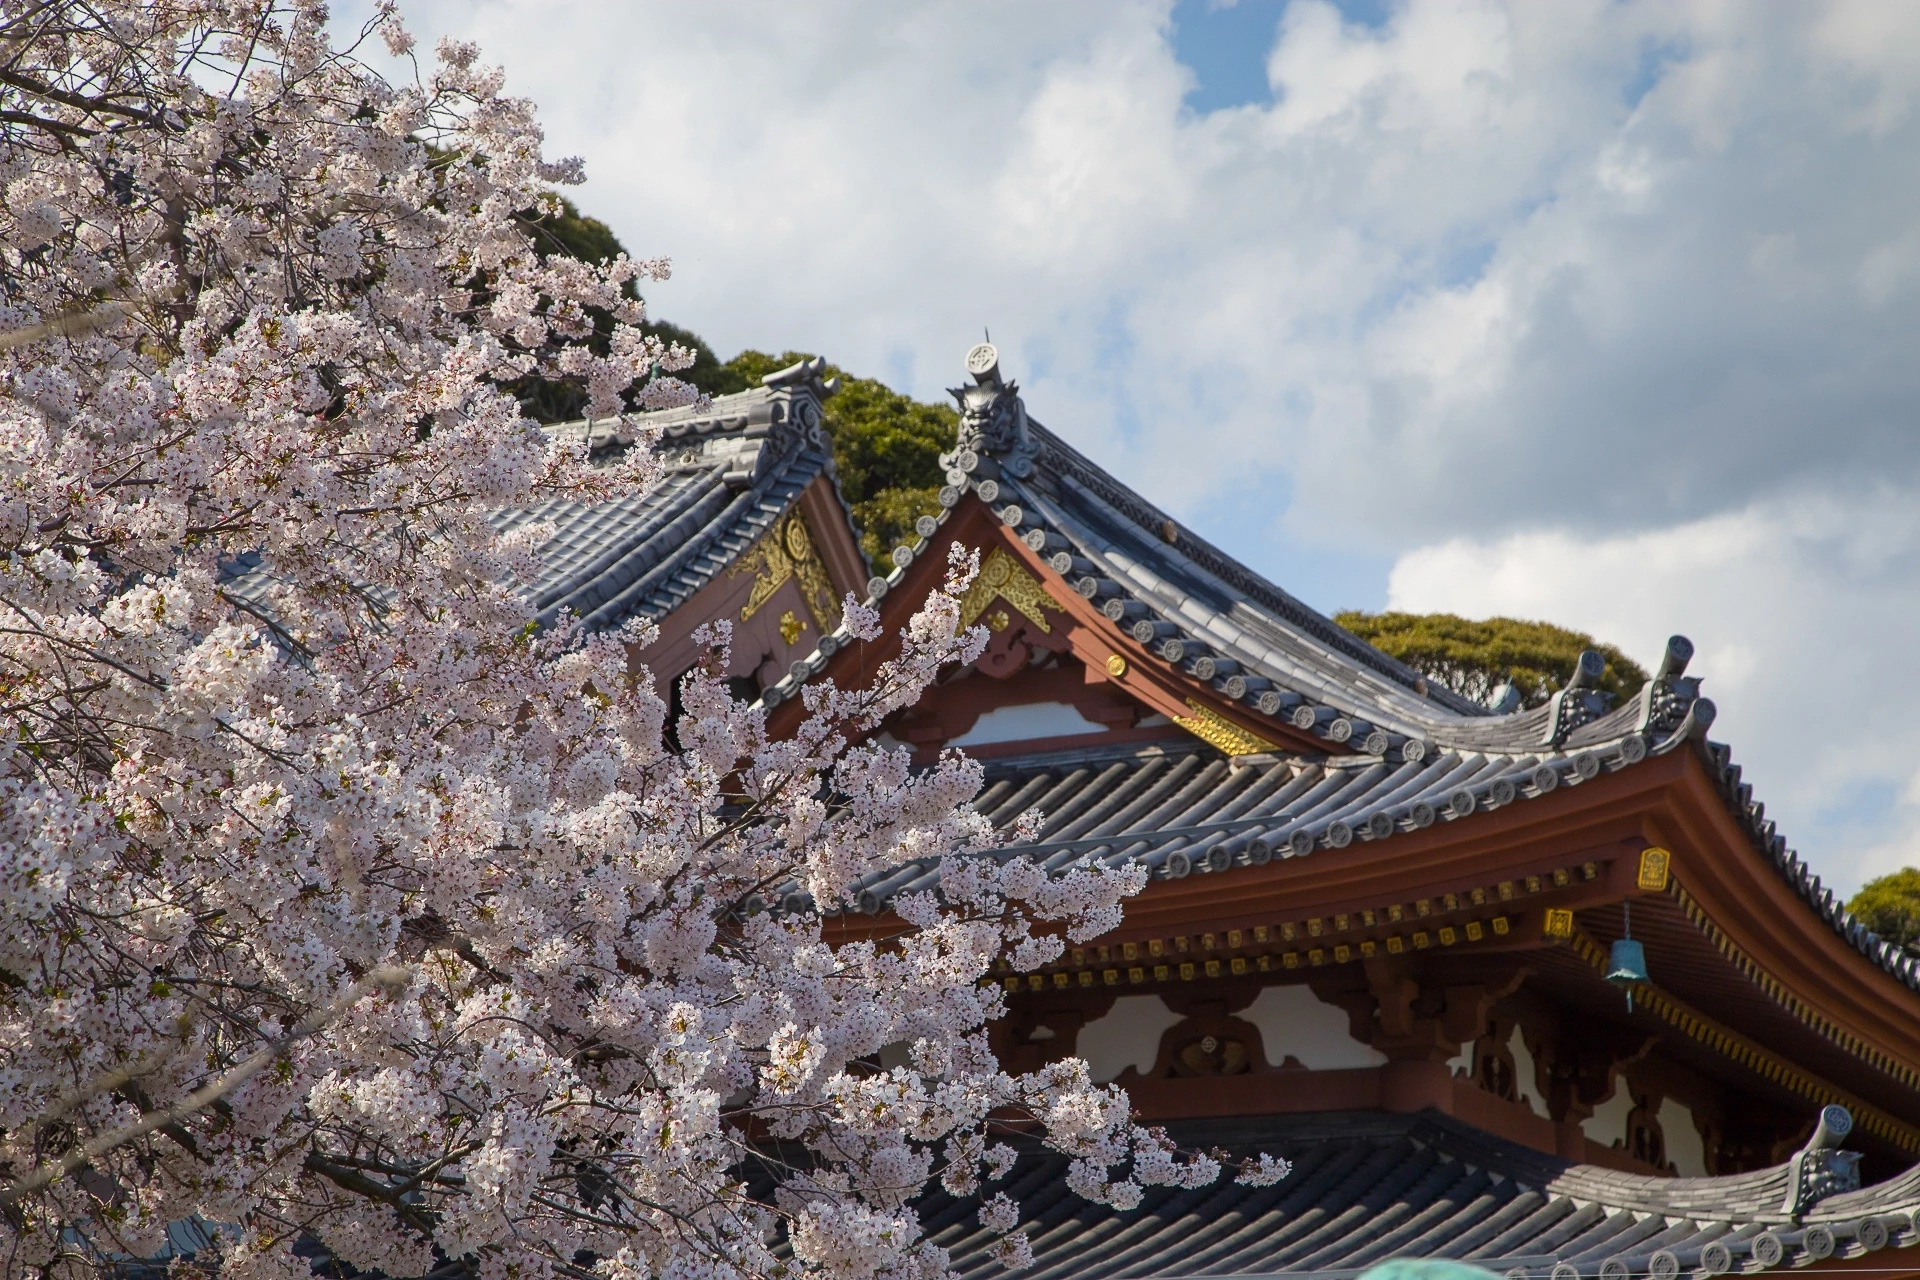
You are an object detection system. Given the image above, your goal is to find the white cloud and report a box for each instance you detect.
[341,0,1920,890]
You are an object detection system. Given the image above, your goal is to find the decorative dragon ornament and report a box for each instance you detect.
[950,341,1031,457]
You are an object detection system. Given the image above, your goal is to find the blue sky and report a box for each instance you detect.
[1170,0,1396,114]
[347,0,1920,895]
[1171,0,1293,112]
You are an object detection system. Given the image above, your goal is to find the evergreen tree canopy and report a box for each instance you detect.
[1850,868,1920,951]
[1335,611,1649,710]
[518,192,628,267]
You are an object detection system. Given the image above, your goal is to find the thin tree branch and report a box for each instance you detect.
[0,965,412,1205]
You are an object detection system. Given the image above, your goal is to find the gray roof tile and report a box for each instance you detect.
[916,1112,1916,1280]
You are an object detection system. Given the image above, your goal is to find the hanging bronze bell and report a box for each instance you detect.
[1607,937,1648,1010]
[1606,937,1647,985]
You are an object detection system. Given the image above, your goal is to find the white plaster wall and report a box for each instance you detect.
[1508,1028,1550,1119]
[949,701,1108,746]
[1581,1083,1634,1149]
[1075,995,1185,1082]
[1447,1028,1547,1117]
[1659,1095,1708,1177]
[1241,985,1388,1070]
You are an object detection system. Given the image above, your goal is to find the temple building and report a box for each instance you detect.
[552,348,1920,1279]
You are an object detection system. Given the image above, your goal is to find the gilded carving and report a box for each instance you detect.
[1637,846,1672,892]
[958,546,1060,634]
[1174,699,1280,757]
[778,610,805,646]
[731,508,842,633]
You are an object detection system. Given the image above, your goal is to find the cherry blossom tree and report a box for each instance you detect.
[0,5,1285,1280]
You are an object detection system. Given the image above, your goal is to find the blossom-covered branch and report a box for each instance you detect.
[0,6,1283,1280]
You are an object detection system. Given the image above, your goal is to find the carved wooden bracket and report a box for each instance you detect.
[1535,1024,1657,1122]
[1121,997,1276,1081]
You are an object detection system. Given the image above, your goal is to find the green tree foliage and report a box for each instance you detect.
[1335,611,1650,710]
[1849,868,1920,951]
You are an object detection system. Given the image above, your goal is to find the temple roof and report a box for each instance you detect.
[752,345,1920,1029]
[755,343,1716,765]
[924,1110,1919,1280]
[819,731,1667,911]
[491,357,856,632]
[793,733,1920,998]
[944,351,1703,757]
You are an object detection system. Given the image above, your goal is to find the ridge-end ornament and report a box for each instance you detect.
[965,341,999,381]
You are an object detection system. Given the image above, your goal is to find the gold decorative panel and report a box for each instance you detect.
[731,508,842,633]
[1174,699,1279,757]
[959,546,1060,634]
[1637,846,1672,891]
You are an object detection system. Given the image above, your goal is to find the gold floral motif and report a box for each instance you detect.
[778,609,805,646]
[1173,699,1279,756]
[958,546,1060,634]
[987,609,1011,631]
[731,508,843,633]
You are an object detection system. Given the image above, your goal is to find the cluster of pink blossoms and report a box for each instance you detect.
[0,5,1283,1280]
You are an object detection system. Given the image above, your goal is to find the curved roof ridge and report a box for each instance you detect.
[1023,416,1484,715]
[1025,475,1466,735]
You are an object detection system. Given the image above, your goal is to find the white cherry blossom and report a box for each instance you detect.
[0,5,1282,1279]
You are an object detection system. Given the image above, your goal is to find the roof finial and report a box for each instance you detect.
[964,339,1001,387]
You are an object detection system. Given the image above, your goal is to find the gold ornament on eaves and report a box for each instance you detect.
[731,508,842,634]
[1174,699,1280,757]
[958,546,1061,634]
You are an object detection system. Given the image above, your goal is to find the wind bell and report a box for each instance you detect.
[1606,899,1650,1011]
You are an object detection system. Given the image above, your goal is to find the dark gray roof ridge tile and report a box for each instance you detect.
[1015,415,1477,713]
[500,356,861,634]
[998,472,1698,760]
